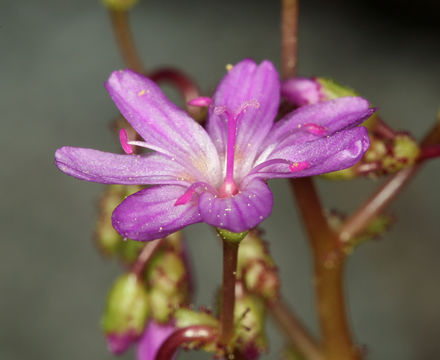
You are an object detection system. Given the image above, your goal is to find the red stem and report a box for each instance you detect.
[218,239,239,347]
[419,144,440,161]
[281,1,359,358]
[131,238,164,278]
[269,298,325,360]
[155,325,217,360]
[149,68,203,119]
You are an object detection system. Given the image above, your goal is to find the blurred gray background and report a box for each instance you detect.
[1,0,439,359]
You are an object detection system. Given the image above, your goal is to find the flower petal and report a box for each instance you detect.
[106,70,221,185]
[257,97,374,162]
[136,321,175,360]
[252,127,370,179]
[198,179,273,232]
[112,185,202,241]
[207,59,280,180]
[281,77,322,106]
[55,147,194,185]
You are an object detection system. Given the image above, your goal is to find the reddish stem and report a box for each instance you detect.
[218,239,239,347]
[131,238,164,278]
[156,325,217,360]
[281,1,359,358]
[149,68,203,119]
[269,298,325,360]
[419,144,440,161]
[108,10,144,73]
[339,121,440,242]
[373,116,397,140]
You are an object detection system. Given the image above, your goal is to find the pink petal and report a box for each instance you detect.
[198,179,273,232]
[252,127,370,179]
[136,321,175,360]
[207,59,280,181]
[55,147,193,185]
[112,185,202,241]
[106,70,221,185]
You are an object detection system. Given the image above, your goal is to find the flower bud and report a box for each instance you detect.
[146,250,189,323]
[102,273,149,354]
[282,77,377,130]
[174,308,219,353]
[101,0,139,11]
[238,231,280,301]
[95,185,144,261]
[381,133,420,172]
[233,282,267,358]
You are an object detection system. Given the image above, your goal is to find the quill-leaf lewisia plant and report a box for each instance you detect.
[55,59,373,241]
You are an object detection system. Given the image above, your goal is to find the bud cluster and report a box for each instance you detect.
[237,230,280,301]
[282,77,421,180]
[100,231,190,355]
[95,185,144,263]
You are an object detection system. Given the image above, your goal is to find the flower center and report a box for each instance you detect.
[213,100,260,197]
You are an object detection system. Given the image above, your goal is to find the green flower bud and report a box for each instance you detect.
[146,249,189,323]
[174,308,219,329]
[381,134,420,172]
[95,185,143,261]
[233,282,268,357]
[101,0,139,11]
[237,231,280,301]
[102,273,149,341]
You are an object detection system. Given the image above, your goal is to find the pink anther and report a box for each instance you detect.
[303,123,326,136]
[188,97,212,107]
[119,129,134,154]
[289,161,310,172]
[175,188,196,206]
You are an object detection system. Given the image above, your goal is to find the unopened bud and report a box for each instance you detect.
[282,77,377,129]
[101,0,139,11]
[381,134,420,172]
[238,231,279,301]
[233,282,267,358]
[146,250,189,323]
[102,273,149,354]
[95,185,143,260]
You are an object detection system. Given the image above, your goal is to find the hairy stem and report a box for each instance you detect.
[109,9,144,73]
[269,298,325,360]
[156,325,217,360]
[339,121,440,242]
[218,238,240,347]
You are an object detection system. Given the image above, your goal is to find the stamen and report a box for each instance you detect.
[188,97,212,107]
[127,140,174,158]
[302,123,326,136]
[248,158,310,178]
[289,161,310,172]
[215,99,261,197]
[119,129,134,154]
[174,182,213,206]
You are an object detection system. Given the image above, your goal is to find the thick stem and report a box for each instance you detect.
[281,0,359,358]
[109,10,144,73]
[219,238,240,347]
[269,298,325,360]
[131,238,164,278]
[339,121,440,242]
[289,180,359,360]
[156,325,217,360]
